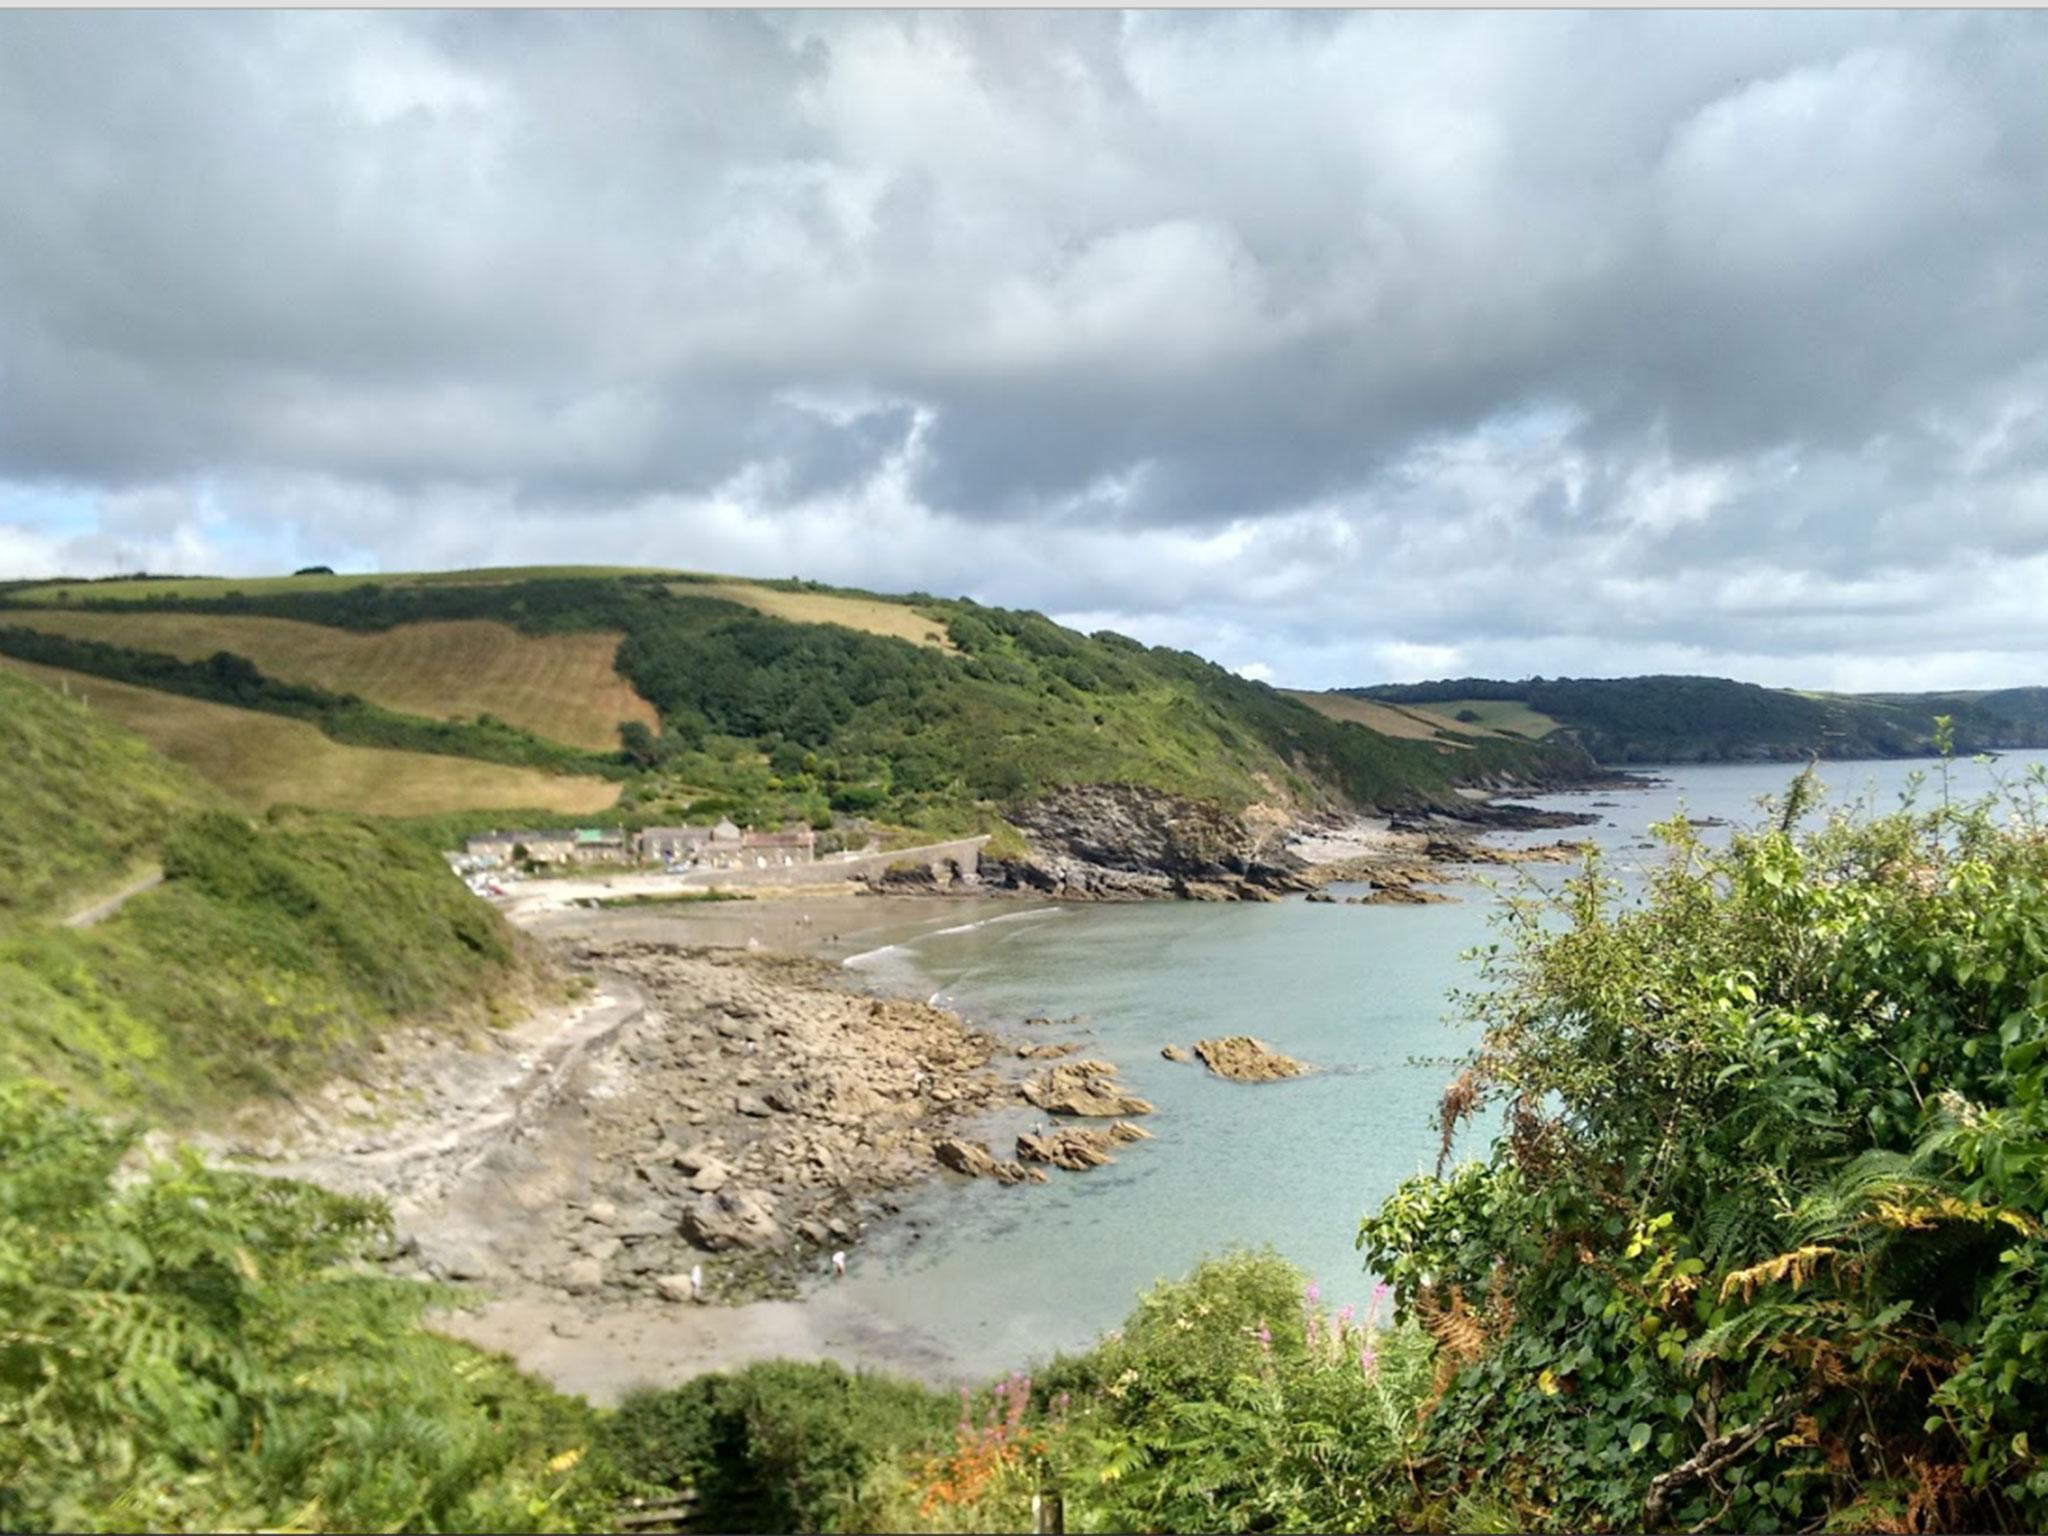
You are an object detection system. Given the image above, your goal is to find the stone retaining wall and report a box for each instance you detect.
[682,834,988,889]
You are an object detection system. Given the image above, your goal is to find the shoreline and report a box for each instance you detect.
[238,798,1588,1397]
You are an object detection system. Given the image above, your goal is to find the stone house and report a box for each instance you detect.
[638,825,712,865]
[465,829,577,865]
[463,827,628,866]
[739,827,817,868]
[693,821,816,870]
[569,827,631,864]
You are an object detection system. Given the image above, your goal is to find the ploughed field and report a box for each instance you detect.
[0,655,623,816]
[5,609,657,752]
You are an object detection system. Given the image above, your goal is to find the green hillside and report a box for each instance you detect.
[0,570,1597,836]
[0,671,540,1117]
[1353,674,2048,764]
[0,665,226,922]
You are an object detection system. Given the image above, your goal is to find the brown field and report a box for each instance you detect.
[5,610,656,751]
[0,657,622,817]
[683,581,955,651]
[1284,690,1493,743]
[1421,698,1563,738]
[7,565,668,604]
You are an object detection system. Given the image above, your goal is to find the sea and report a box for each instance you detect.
[827,750,2048,1381]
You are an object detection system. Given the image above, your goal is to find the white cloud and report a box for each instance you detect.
[2,11,2048,695]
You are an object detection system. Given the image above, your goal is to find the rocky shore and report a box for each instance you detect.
[428,939,1042,1304]
[228,931,1173,1314]
[878,781,1618,906]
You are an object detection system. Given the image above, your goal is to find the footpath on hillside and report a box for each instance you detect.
[61,866,164,928]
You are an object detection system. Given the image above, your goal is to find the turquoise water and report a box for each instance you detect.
[829,752,2048,1380]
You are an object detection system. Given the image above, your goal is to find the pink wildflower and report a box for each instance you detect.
[1366,1280,1391,1329]
[1360,1345,1379,1379]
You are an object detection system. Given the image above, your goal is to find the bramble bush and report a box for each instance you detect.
[601,1360,955,1533]
[1362,762,2048,1531]
[848,1251,1433,1534]
[0,1084,611,1533]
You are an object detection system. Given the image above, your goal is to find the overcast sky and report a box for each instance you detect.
[3,11,2047,691]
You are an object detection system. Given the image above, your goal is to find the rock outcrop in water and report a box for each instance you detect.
[1192,1036,1311,1082]
[1020,1058,1155,1117]
[934,1137,1042,1184]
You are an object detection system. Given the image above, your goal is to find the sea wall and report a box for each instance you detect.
[687,835,988,890]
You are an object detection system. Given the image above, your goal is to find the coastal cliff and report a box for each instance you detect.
[982,783,1319,901]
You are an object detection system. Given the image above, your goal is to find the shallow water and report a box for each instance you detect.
[825,751,2048,1381]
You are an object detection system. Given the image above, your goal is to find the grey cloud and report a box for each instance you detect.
[3,10,2048,691]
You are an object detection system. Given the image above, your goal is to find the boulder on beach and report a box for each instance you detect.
[1020,1059,1154,1118]
[1017,1041,1079,1059]
[1193,1036,1310,1082]
[675,1142,721,1174]
[680,1189,780,1251]
[653,1272,698,1303]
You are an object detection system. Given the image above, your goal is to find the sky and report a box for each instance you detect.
[3,10,2047,692]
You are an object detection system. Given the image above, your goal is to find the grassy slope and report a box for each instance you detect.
[682,580,957,652]
[1414,697,1564,738]
[0,656,622,816]
[1354,674,2048,763]
[7,609,657,750]
[1283,689,1507,743]
[0,670,544,1117]
[7,565,670,602]
[0,569,1595,831]
[0,668,225,921]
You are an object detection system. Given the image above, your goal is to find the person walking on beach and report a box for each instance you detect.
[831,1249,847,1279]
[689,1263,703,1302]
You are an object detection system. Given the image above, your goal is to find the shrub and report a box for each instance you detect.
[1360,768,2048,1531]
[601,1361,954,1533]
[0,1084,608,1533]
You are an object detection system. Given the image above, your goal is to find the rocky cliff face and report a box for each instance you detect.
[984,783,1319,902]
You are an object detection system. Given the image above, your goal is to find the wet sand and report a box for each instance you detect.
[526,887,1044,966]
[434,1286,967,1402]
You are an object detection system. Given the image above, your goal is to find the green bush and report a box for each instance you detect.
[1033,1252,1431,1534]
[0,1084,609,1533]
[602,1361,954,1533]
[1361,767,2048,1531]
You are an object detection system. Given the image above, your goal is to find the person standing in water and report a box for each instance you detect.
[831,1249,847,1279]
